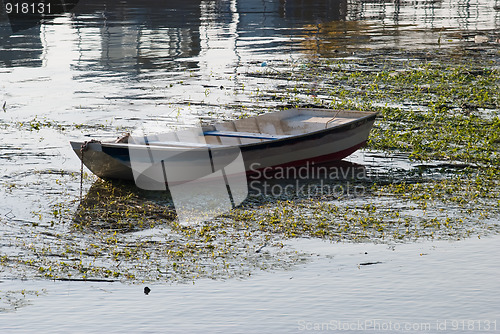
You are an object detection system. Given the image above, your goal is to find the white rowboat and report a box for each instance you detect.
[70,108,378,184]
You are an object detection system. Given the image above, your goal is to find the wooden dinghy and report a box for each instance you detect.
[70,108,378,183]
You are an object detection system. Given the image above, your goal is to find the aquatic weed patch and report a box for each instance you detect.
[224,175,500,243]
[73,180,176,232]
[0,180,304,283]
[243,50,500,241]
[370,107,500,164]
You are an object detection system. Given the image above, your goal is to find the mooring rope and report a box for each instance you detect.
[325,110,342,129]
[79,140,99,201]
[79,142,87,201]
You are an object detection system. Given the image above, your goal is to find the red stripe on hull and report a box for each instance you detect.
[246,140,366,176]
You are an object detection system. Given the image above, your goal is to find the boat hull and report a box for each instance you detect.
[70,109,377,182]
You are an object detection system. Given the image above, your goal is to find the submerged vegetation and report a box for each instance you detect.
[1,179,302,283]
[1,48,499,283]
[241,48,500,243]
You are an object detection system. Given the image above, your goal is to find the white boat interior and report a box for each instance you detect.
[137,109,373,148]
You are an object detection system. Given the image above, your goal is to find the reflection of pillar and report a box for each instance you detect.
[457,0,471,31]
[345,0,362,21]
[496,0,500,32]
[100,23,140,69]
[198,0,240,98]
[393,0,400,24]
[424,0,437,28]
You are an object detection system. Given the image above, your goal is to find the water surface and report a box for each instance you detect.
[1,0,499,331]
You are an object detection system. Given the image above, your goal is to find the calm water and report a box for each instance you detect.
[1,0,500,332]
[2,236,500,333]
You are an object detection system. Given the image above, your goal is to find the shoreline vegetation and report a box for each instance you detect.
[1,48,499,283]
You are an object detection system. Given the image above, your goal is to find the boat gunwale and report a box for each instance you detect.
[96,109,378,152]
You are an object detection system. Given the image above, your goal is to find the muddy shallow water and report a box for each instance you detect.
[1,0,500,332]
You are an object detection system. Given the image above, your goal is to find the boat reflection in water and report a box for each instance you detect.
[73,178,176,232]
[74,157,369,229]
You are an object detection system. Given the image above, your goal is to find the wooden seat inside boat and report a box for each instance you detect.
[203,130,290,140]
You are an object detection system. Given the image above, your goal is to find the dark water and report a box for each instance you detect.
[1,0,500,331]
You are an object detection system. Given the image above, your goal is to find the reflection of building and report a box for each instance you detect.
[346,0,499,32]
[199,0,240,68]
[0,0,78,67]
[235,0,349,58]
[1,0,499,69]
[290,0,500,56]
[0,0,203,70]
[71,0,202,72]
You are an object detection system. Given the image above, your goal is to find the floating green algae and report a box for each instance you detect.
[1,49,499,283]
[0,179,305,283]
[239,48,500,240]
